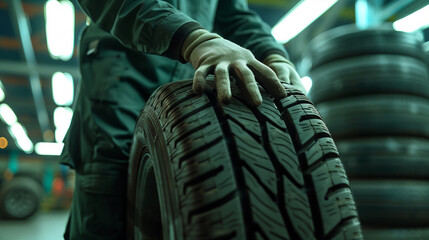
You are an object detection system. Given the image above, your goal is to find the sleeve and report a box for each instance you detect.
[213,0,289,61]
[76,0,203,60]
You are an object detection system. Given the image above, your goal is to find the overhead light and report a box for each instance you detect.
[53,107,73,128]
[300,76,313,93]
[52,72,74,106]
[35,142,64,156]
[272,0,339,43]
[393,4,429,32]
[0,81,5,102]
[355,0,371,29]
[53,107,73,142]
[9,122,33,154]
[0,103,17,125]
[45,0,75,61]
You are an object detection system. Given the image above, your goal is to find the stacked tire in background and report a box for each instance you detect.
[306,25,429,239]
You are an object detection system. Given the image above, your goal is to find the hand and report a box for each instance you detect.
[182,29,287,106]
[263,54,306,94]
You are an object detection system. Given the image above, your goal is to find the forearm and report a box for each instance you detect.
[213,0,288,61]
[76,0,201,60]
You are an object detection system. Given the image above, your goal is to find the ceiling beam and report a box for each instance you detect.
[8,0,51,138]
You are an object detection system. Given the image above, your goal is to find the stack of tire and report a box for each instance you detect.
[306,25,429,239]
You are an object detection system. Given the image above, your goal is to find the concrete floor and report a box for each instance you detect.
[0,209,69,240]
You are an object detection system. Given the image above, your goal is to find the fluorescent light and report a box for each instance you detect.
[393,4,429,32]
[53,107,73,128]
[35,142,64,156]
[53,107,73,142]
[9,122,33,154]
[52,72,74,106]
[300,76,313,93]
[355,0,369,29]
[0,103,17,125]
[45,0,75,61]
[0,81,5,102]
[272,0,339,43]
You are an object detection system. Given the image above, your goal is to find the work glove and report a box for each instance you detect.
[182,29,287,106]
[263,54,306,94]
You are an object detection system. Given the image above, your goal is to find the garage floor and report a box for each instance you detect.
[0,210,69,240]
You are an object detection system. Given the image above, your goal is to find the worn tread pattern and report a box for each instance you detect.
[130,79,362,240]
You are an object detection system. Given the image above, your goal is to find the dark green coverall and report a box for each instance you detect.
[60,0,289,239]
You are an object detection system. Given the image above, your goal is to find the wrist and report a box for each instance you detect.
[181,29,221,62]
[263,54,295,68]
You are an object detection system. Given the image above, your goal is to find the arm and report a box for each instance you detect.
[213,0,288,61]
[76,0,202,60]
[213,0,306,93]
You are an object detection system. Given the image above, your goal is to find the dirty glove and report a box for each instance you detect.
[263,54,306,94]
[182,29,287,106]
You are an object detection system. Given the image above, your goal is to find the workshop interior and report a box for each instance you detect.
[0,0,428,239]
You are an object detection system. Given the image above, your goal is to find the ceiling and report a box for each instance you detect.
[0,0,428,160]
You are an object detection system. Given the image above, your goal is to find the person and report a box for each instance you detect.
[60,0,305,239]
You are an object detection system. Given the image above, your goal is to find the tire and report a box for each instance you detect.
[336,137,429,178]
[305,24,425,69]
[350,180,429,227]
[363,228,429,240]
[127,79,362,240]
[0,177,43,219]
[316,95,429,139]
[308,55,429,103]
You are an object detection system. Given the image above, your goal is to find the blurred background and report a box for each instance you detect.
[0,0,428,239]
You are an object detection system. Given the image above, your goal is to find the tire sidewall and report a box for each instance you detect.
[128,106,183,240]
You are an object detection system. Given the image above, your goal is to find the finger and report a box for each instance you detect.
[193,65,212,94]
[249,60,287,98]
[270,63,291,84]
[215,63,232,103]
[290,70,307,93]
[232,61,262,106]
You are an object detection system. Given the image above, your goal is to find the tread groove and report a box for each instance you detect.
[207,90,254,239]
[300,114,323,122]
[250,104,303,240]
[275,98,325,239]
[322,216,358,240]
[206,231,237,240]
[174,122,212,148]
[169,103,212,132]
[178,137,223,168]
[241,161,276,201]
[324,184,351,200]
[299,133,332,152]
[187,190,237,224]
[304,152,341,174]
[226,115,262,143]
[157,82,193,108]
[183,166,225,194]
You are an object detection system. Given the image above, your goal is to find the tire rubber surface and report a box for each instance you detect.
[316,95,429,139]
[350,180,429,227]
[363,228,429,240]
[336,137,429,178]
[308,55,429,103]
[0,177,42,219]
[306,25,425,69]
[127,79,362,240]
